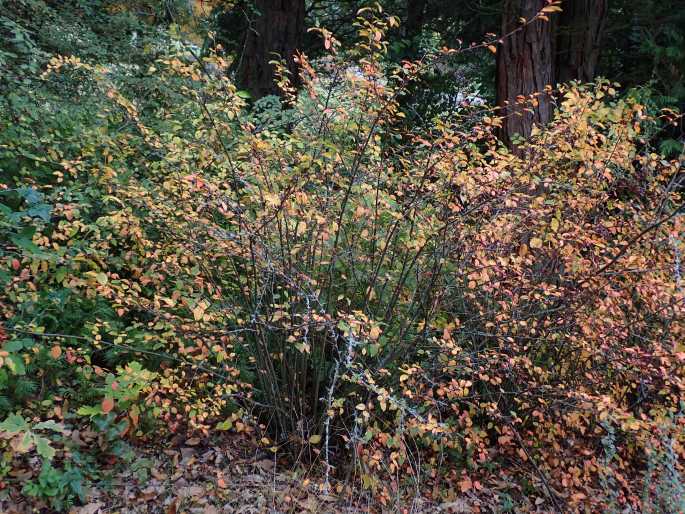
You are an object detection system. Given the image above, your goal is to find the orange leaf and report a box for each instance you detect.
[50,346,62,359]
[517,448,528,461]
[369,325,382,340]
[102,397,115,414]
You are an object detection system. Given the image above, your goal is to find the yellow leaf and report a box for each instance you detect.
[530,237,543,249]
[550,218,560,232]
[192,301,208,321]
[369,325,381,340]
[216,419,233,431]
[309,434,322,444]
[130,407,140,427]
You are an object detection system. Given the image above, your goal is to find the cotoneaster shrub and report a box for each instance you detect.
[1,6,683,510]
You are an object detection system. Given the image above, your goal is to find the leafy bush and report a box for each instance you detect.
[0,3,683,511]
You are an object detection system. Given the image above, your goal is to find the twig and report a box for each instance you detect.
[509,422,563,513]
[581,200,685,285]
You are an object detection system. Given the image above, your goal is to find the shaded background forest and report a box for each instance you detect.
[213,0,685,149]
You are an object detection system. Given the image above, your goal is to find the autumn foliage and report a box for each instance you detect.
[1,5,684,512]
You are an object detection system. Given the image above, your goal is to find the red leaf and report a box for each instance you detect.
[102,397,115,414]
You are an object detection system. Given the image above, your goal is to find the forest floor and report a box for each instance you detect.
[0,432,512,513]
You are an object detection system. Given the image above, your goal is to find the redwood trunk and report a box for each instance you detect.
[496,0,557,147]
[556,0,608,83]
[236,0,305,100]
[407,0,427,36]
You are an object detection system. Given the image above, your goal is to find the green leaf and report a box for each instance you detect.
[16,431,33,452]
[9,226,39,253]
[0,414,29,433]
[6,355,26,375]
[3,338,31,352]
[8,226,52,259]
[26,204,52,222]
[33,420,65,433]
[216,419,233,431]
[55,267,67,283]
[34,435,55,460]
[76,405,101,417]
[18,187,43,205]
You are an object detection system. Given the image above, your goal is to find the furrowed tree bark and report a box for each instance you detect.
[407,0,428,36]
[236,0,305,100]
[496,0,558,148]
[556,0,608,83]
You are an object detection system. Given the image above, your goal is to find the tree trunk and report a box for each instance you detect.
[556,0,608,83]
[407,0,427,36]
[235,0,305,100]
[496,0,558,147]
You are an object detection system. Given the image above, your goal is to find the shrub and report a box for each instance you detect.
[1,5,683,510]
